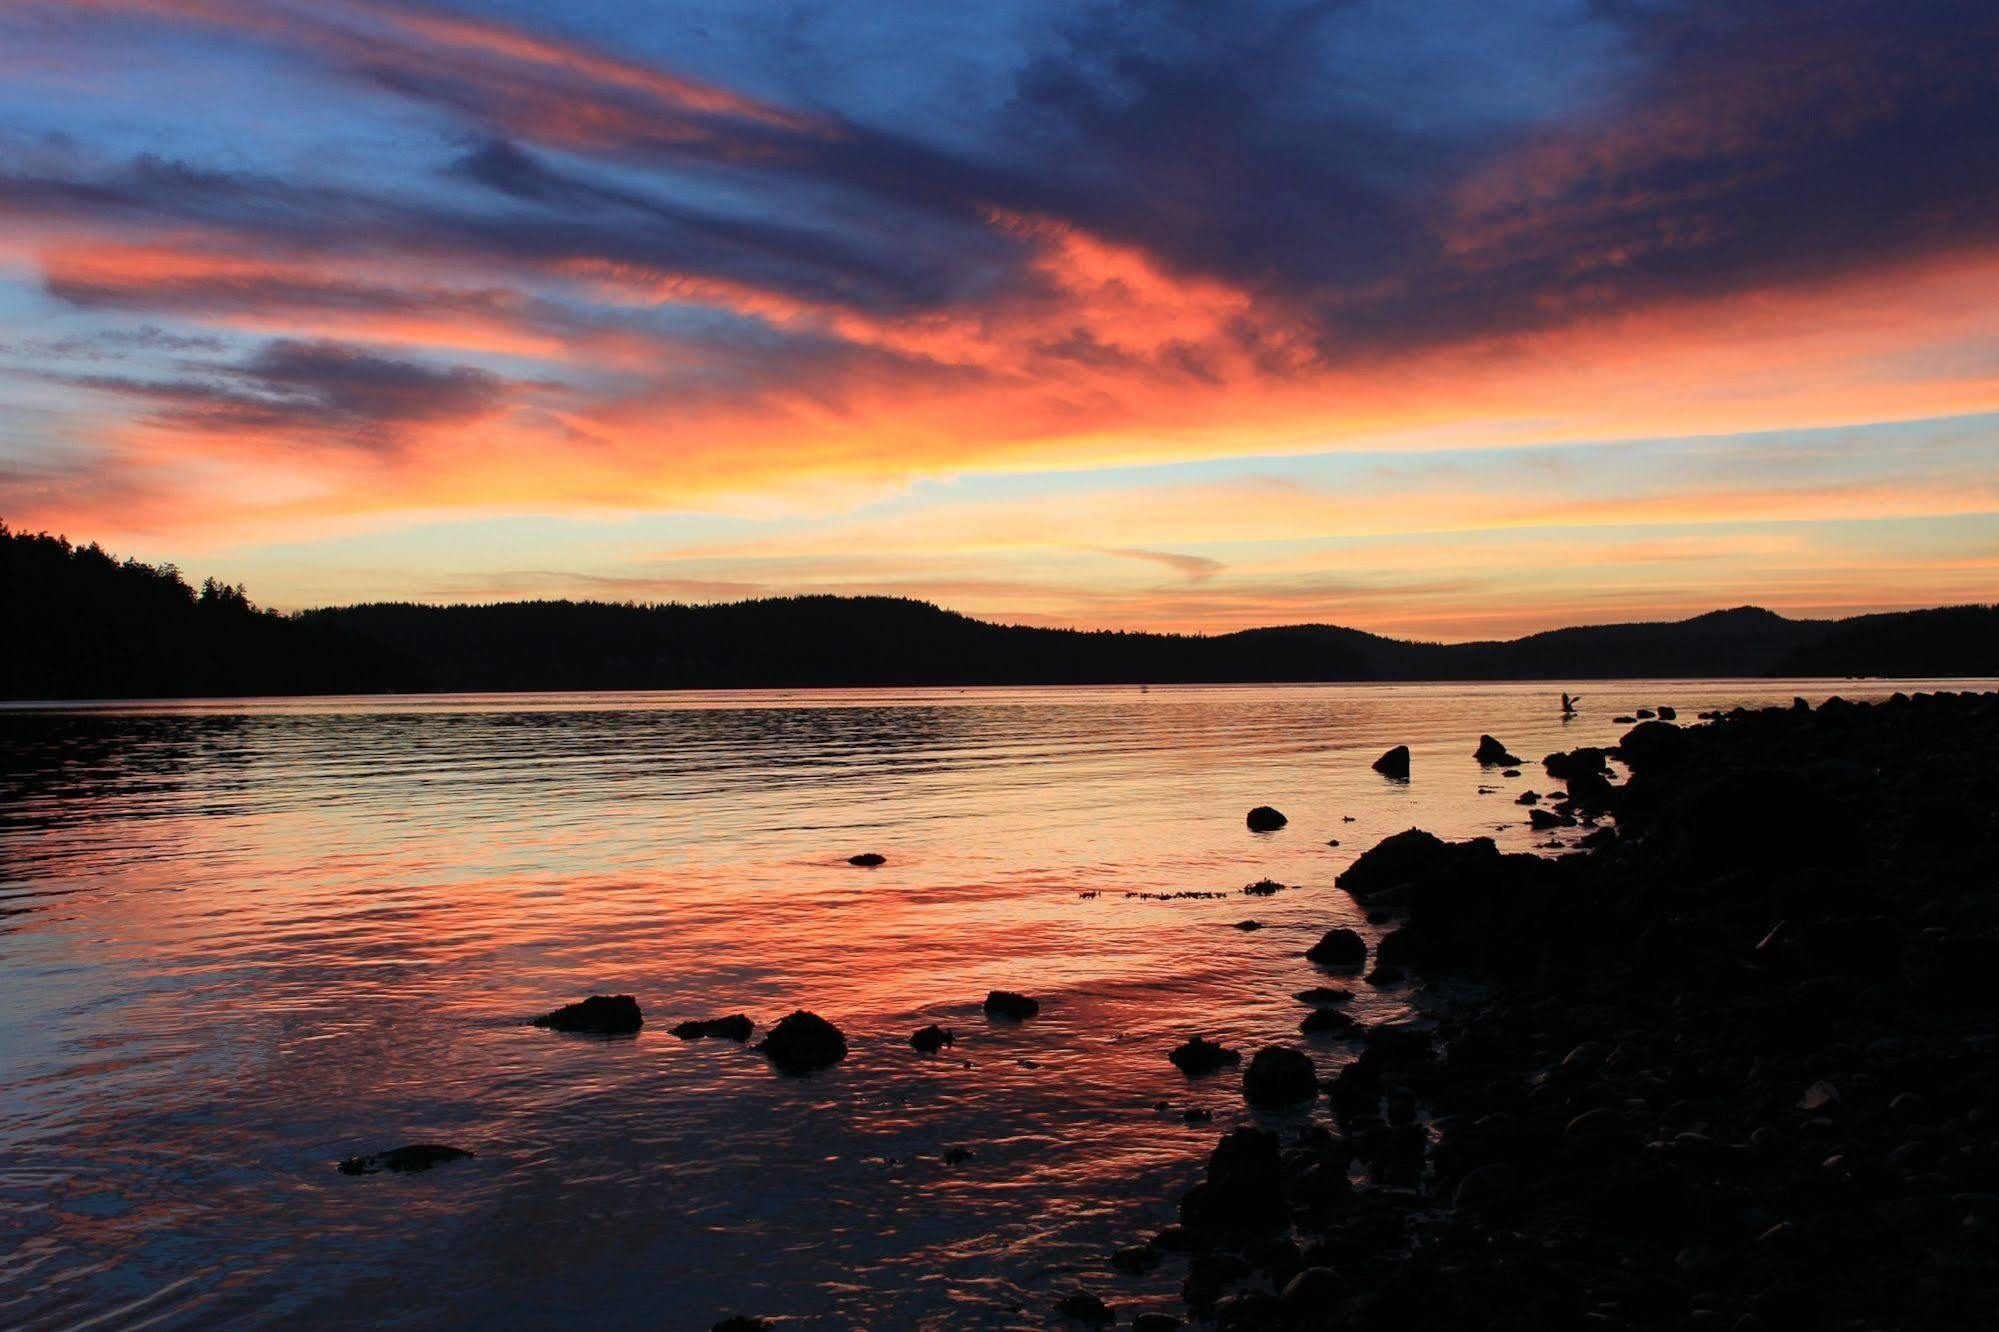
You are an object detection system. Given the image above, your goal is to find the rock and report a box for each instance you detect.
[1306,927,1368,966]
[531,994,642,1034]
[670,1014,753,1041]
[1657,705,1677,720]
[1299,1007,1358,1035]
[941,1146,973,1165]
[1054,1292,1115,1324]
[1243,1046,1318,1108]
[1234,919,1263,931]
[1613,715,1637,724]
[712,1318,770,1332]
[1371,745,1411,779]
[756,1010,848,1072]
[1132,1315,1180,1331]
[1279,1266,1342,1311]
[1543,747,1609,781]
[1453,1162,1521,1213]
[1293,986,1352,1005]
[1798,1080,1840,1112]
[1636,708,1655,719]
[1171,1035,1242,1075]
[1183,1107,1214,1124]
[983,990,1040,1020]
[1475,734,1523,766]
[1528,807,1575,829]
[1112,1243,1161,1274]
[1242,878,1285,896]
[1182,1128,1286,1231]
[1246,806,1288,831]
[337,1144,473,1176]
[1517,790,1541,805]
[909,1024,954,1053]
[847,852,887,866]
[1617,719,1688,770]
[1502,768,1522,777]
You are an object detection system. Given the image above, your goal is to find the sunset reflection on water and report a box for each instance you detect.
[0,680,1975,1329]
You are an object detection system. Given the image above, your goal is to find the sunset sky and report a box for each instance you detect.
[2,0,1996,639]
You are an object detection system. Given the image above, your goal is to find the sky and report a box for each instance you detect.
[1,0,1996,640]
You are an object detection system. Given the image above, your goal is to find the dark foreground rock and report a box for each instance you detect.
[1473,734,1522,766]
[756,1010,848,1072]
[337,1144,473,1175]
[1171,1035,1241,1075]
[1303,927,1366,967]
[531,994,642,1034]
[1370,745,1410,778]
[1242,1046,1317,1108]
[1128,689,1999,1331]
[983,989,1041,1019]
[1246,806,1288,831]
[909,1023,954,1052]
[847,852,887,866]
[671,1014,753,1041]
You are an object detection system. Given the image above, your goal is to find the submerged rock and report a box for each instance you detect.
[1299,1007,1358,1035]
[1371,745,1411,779]
[1170,1035,1242,1075]
[531,994,642,1034]
[1243,1046,1318,1108]
[1242,878,1285,896]
[909,1024,955,1053]
[1475,734,1524,766]
[1055,1291,1115,1324]
[756,1010,848,1072]
[1305,927,1367,967]
[336,1144,473,1176]
[1246,805,1288,832]
[847,852,887,866]
[670,1014,753,1041]
[1293,986,1353,1005]
[1112,1243,1162,1273]
[983,989,1040,1020]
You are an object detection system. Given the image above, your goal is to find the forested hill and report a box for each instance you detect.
[0,524,419,699]
[4,523,1994,698]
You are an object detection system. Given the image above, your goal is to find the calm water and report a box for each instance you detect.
[1,678,1982,1330]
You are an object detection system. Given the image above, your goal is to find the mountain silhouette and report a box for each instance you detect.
[4,522,1993,699]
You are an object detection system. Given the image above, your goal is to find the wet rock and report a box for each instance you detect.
[1299,1007,1358,1035]
[1242,878,1285,896]
[336,1144,473,1175]
[847,852,887,866]
[1171,1035,1242,1075]
[1183,1107,1214,1124]
[942,1146,973,1165]
[756,1010,848,1072]
[1054,1291,1115,1324]
[1613,715,1637,724]
[1528,807,1575,830]
[1616,719,1688,769]
[1502,768,1522,777]
[1294,986,1352,1006]
[1243,1046,1318,1108]
[1798,1080,1840,1112]
[983,990,1040,1020]
[1280,1266,1342,1312]
[531,994,642,1034]
[712,1318,770,1332]
[1372,745,1411,779]
[909,1024,954,1053]
[1306,927,1367,967]
[1517,790,1541,805]
[1246,805,1288,832]
[1112,1243,1162,1274]
[670,1014,753,1041]
[1131,1315,1181,1331]
[1657,705,1677,720]
[1543,747,1609,781]
[1183,1130,1287,1236]
[1233,919,1263,931]
[1475,734,1524,766]
[1181,1252,1256,1308]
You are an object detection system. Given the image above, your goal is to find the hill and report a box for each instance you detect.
[4,523,1994,698]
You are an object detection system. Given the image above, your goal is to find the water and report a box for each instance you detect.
[1,678,1982,1330]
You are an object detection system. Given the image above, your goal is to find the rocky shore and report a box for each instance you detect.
[1110,690,1999,1331]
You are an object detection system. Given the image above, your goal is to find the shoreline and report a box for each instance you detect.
[1085,690,1999,1331]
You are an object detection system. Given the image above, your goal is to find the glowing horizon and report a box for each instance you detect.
[3,1,1996,641]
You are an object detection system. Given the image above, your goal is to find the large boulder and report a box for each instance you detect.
[532,994,642,1034]
[1246,806,1288,831]
[1305,927,1367,967]
[1243,1046,1318,1108]
[1180,1127,1285,1231]
[1475,735,1523,766]
[1336,829,1502,904]
[1371,745,1411,779]
[1616,720,1689,772]
[756,1010,848,1072]
[1543,747,1609,781]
